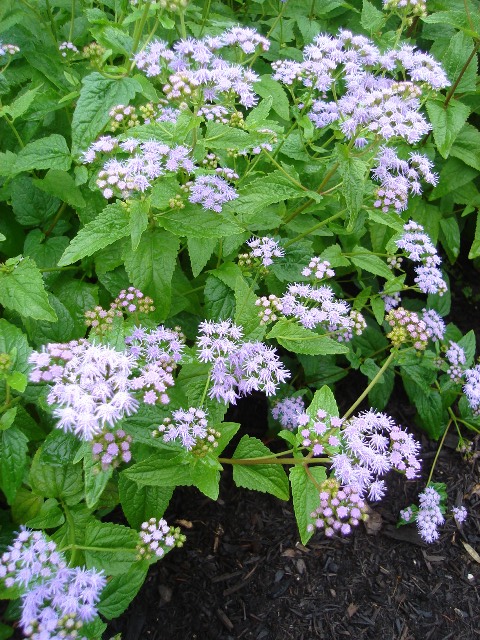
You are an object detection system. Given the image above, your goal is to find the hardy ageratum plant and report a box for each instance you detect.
[0,0,476,635]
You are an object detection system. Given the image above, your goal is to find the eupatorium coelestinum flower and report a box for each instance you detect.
[0,42,19,56]
[136,518,186,560]
[386,307,429,350]
[154,407,209,450]
[422,308,446,342]
[255,294,282,325]
[29,341,138,440]
[297,409,342,456]
[0,529,105,639]
[307,477,368,537]
[383,0,427,18]
[196,320,290,404]
[85,287,155,333]
[302,257,335,281]
[416,486,445,542]
[271,396,305,430]
[331,410,421,500]
[91,428,132,471]
[246,236,285,267]
[463,365,480,415]
[445,341,466,383]
[188,174,238,212]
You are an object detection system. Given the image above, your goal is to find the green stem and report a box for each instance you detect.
[262,150,308,191]
[45,202,68,237]
[130,2,152,63]
[61,544,137,554]
[283,210,346,248]
[45,0,58,42]
[3,116,25,148]
[61,502,78,565]
[425,416,452,486]
[219,456,329,466]
[39,266,78,273]
[342,350,397,420]
[283,162,340,224]
[199,371,212,407]
[69,0,76,41]
[179,11,187,39]
[444,40,480,108]
[199,0,212,36]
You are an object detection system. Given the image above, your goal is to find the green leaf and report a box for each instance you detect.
[33,169,86,208]
[25,498,65,529]
[215,422,241,456]
[234,276,264,340]
[371,296,385,325]
[72,73,141,153]
[350,248,393,280]
[360,0,384,32]
[119,475,174,530]
[254,75,290,120]
[41,430,81,466]
[123,450,192,487]
[204,276,236,320]
[245,96,273,128]
[29,449,83,505]
[123,228,179,321]
[336,146,368,230]
[191,460,221,500]
[129,199,150,251]
[430,158,478,200]
[469,211,480,259]
[441,32,478,94]
[426,97,470,159]
[3,85,43,121]
[232,435,289,500]
[98,561,149,619]
[5,371,26,393]
[176,361,227,424]
[188,236,217,277]
[289,465,326,545]
[156,206,243,238]
[11,487,43,524]
[10,175,59,226]
[0,256,56,321]
[0,427,28,504]
[0,622,13,639]
[307,385,339,419]
[84,521,138,575]
[0,408,17,431]
[267,319,349,355]
[458,330,476,367]
[58,203,130,266]
[13,135,71,173]
[439,216,460,262]
[450,124,480,171]
[84,450,113,509]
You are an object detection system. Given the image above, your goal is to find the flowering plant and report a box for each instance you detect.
[0,0,477,636]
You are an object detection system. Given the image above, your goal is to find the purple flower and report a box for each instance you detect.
[155,407,208,450]
[416,486,444,542]
[422,309,446,342]
[272,396,305,430]
[246,236,285,267]
[463,365,480,415]
[189,175,238,212]
[137,518,185,560]
[451,505,468,524]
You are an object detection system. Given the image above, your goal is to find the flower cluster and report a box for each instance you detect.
[297,409,342,456]
[85,287,155,333]
[271,396,305,430]
[59,41,78,57]
[372,148,438,214]
[383,0,427,18]
[154,407,209,450]
[332,410,421,500]
[416,486,445,543]
[125,325,185,406]
[245,236,285,268]
[452,505,468,524]
[197,320,290,404]
[307,478,369,538]
[386,307,429,350]
[29,342,138,440]
[0,42,20,56]
[136,518,186,560]
[0,352,12,374]
[422,308,446,342]
[445,341,466,382]
[280,282,365,340]
[91,428,132,471]
[463,365,480,416]
[255,294,282,325]
[133,31,264,107]
[395,220,447,296]
[302,258,335,281]
[188,174,238,212]
[0,529,105,639]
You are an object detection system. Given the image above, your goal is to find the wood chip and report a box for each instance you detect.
[462,541,480,564]
[347,603,358,618]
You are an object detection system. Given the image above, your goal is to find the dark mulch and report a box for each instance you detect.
[108,417,480,640]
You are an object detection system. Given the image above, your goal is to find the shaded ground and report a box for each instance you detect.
[109,416,480,640]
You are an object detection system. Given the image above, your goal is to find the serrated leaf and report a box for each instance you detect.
[58,203,129,266]
[307,385,339,419]
[123,228,179,321]
[371,296,385,325]
[191,461,221,500]
[13,135,71,173]
[25,498,65,529]
[6,85,43,121]
[188,236,217,277]
[204,275,236,320]
[11,487,43,524]
[426,98,470,159]
[33,169,86,208]
[98,561,149,619]
[267,319,349,355]
[156,206,243,238]
[0,256,57,321]
[450,123,480,171]
[129,199,150,251]
[123,450,192,487]
[336,147,368,230]
[84,450,113,509]
[289,465,326,545]
[232,435,289,500]
[119,475,174,529]
[40,430,81,466]
[350,249,393,280]
[234,276,264,340]
[29,449,83,505]
[254,75,290,120]
[360,0,384,32]
[72,73,141,153]
[84,521,138,575]
[0,427,28,504]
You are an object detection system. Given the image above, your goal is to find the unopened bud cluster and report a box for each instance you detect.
[307,478,369,537]
[256,295,282,325]
[109,104,139,131]
[190,426,221,457]
[383,0,427,18]
[0,353,12,374]
[169,194,185,209]
[386,307,428,350]
[82,42,105,62]
[158,0,189,11]
[0,43,20,56]
[387,256,403,270]
[136,518,186,561]
[91,429,132,471]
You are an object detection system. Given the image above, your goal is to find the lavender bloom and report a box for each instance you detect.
[422,309,446,342]
[302,257,335,280]
[298,409,343,456]
[220,27,270,54]
[416,486,445,543]
[0,42,20,56]
[451,505,468,524]
[246,236,285,267]
[59,41,78,57]
[272,396,305,430]
[381,291,401,312]
[445,341,466,383]
[332,410,421,499]
[307,477,368,538]
[156,407,208,450]
[255,295,282,325]
[386,307,429,350]
[188,175,238,212]
[136,518,185,560]
[29,342,138,440]
[463,365,480,415]
[92,428,132,470]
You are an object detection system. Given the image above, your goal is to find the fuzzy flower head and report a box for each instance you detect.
[255,295,283,325]
[85,287,155,335]
[302,257,335,281]
[386,307,429,350]
[136,518,186,561]
[307,477,369,538]
[416,486,445,543]
[445,341,466,383]
[271,396,306,430]
[463,365,480,416]
[332,410,421,499]
[29,341,139,440]
[154,406,209,450]
[422,309,446,342]
[383,0,427,19]
[188,174,238,212]
[297,408,343,456]
[451,505,468,524]
[245,236,285,268]
[91,428,132,471]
